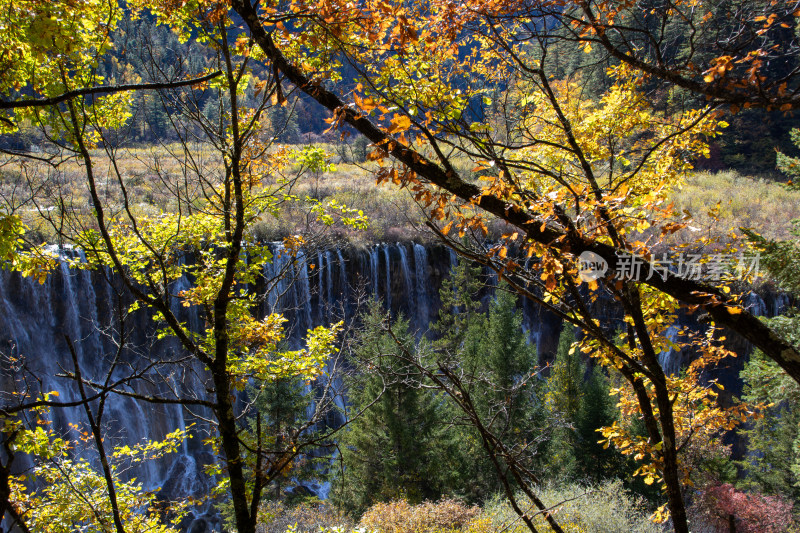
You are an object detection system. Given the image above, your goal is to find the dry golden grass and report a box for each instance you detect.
[4,142,797,249]
[0,142,432,244]
[672,170,800,243]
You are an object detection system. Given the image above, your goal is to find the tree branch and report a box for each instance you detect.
[231,0,800,385]
[0,71,222,110]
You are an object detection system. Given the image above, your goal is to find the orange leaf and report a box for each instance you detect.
[388,114,412,134]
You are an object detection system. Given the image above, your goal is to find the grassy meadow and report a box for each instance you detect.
[673,170,800,243]
[3,143,797,251]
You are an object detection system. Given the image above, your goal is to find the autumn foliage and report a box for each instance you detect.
[694,483,796,533]
[358,499,482,533]
[3,1,800,533]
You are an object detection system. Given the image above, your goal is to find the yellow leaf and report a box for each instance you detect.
[388,114,412,134]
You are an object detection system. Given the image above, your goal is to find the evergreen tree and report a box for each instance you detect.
[466,285,541,498]
[574,365,628,482]
[736,315,800,501]
[433,267,541,501]
[543,326,584,480]
[270,104,301,144]
[546,326,583,420]
[251,375,316,500]
[542,327,634,484]
[334,302,460,516]
[432,254,485,353]
[480,285,537,428]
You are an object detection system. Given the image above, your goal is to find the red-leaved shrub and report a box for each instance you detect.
[697,483,795,533]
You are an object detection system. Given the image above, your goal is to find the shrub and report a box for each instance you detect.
[690,483,797,533]
[483,480,661,533]
[256,500,353,533]
[358,499,481,533]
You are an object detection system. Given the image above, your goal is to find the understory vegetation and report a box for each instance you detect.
[257,482,662,533]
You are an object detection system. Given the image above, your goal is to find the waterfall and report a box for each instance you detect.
[0,261,207,488]
[317,250,325,324]
[744,292,768,317]
[296,251,313,334]
[336,248,348,319]
[774,292,791,316]
[383,245,392,312]
[397,244,415,321]
[4,240,791,526]
[264,244,289,313]
[55,260,84,358]
[413,243,429,331]
[370,246,380,301]
[325,250,334,320]
[658,325,682,376]
[483,263,499,310]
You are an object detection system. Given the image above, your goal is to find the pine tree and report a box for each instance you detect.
[333,301,460,516]
[543,325,584,480]
[481,285,537,428]
[545,326,583,420]
[574,365,628,482]
[270,104,301,144]
[542,327,631,483]
[251,375,316,500]
[737,315,800,501]
[435,273,541,502]
[432,254,485,354]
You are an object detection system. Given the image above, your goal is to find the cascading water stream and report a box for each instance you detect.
[370,246,380,301]
[336,248,348,319]
[296,251,313,334]
[325,250,334,321]
[413,244,430,332]
[383,245,392,312]
[397,243,415,322]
